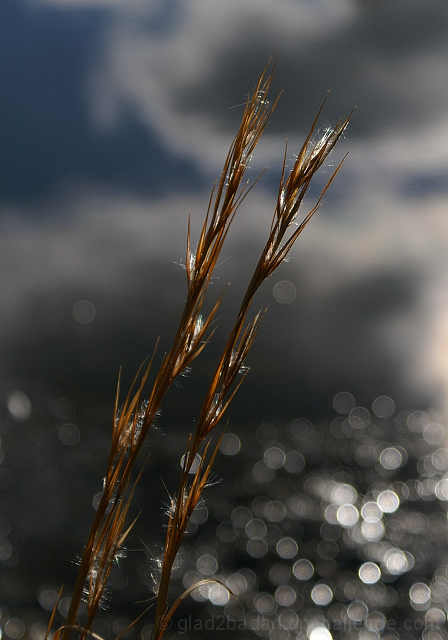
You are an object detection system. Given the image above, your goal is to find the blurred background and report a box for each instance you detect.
[2,1,448,639]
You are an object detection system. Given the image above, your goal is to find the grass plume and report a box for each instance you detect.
[50,59,352,640]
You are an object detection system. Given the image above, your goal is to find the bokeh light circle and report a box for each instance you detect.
[7,391,32,421]
[273,280,296,304]
[58,423,80,446]
[372,395,395,418]
[275,585,297,607]
[276,537,298,559]
[309,627,332,640]
[409,582,431,610]
[359,562,381,584]
[220,433,241,455]
[311,583,333,606]
[336,504,359,527]
[73,299,95,324]
[347,600,368,622]
[377,489,399,513]
[264,446,285,469]
[379,447,402,470]
[293,559,314,581]
[333,392,356,414]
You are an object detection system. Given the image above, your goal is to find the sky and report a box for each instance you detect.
[2,0,448,427]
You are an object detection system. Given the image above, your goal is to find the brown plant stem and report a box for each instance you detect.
[152,79,352,640]
[51,58,352,640]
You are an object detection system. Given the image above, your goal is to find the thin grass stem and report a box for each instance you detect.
[51,58,352,640]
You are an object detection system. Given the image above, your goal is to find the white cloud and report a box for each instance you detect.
[96,0,356,166]
[30,0,448,188]
[31,0,357,169]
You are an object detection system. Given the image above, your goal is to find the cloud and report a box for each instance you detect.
[3,0,448,419]
[2,171,448,419]
[9,2,448,198]
[46,0,447,217]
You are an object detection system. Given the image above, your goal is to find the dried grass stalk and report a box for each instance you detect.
[50,59,352,640]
